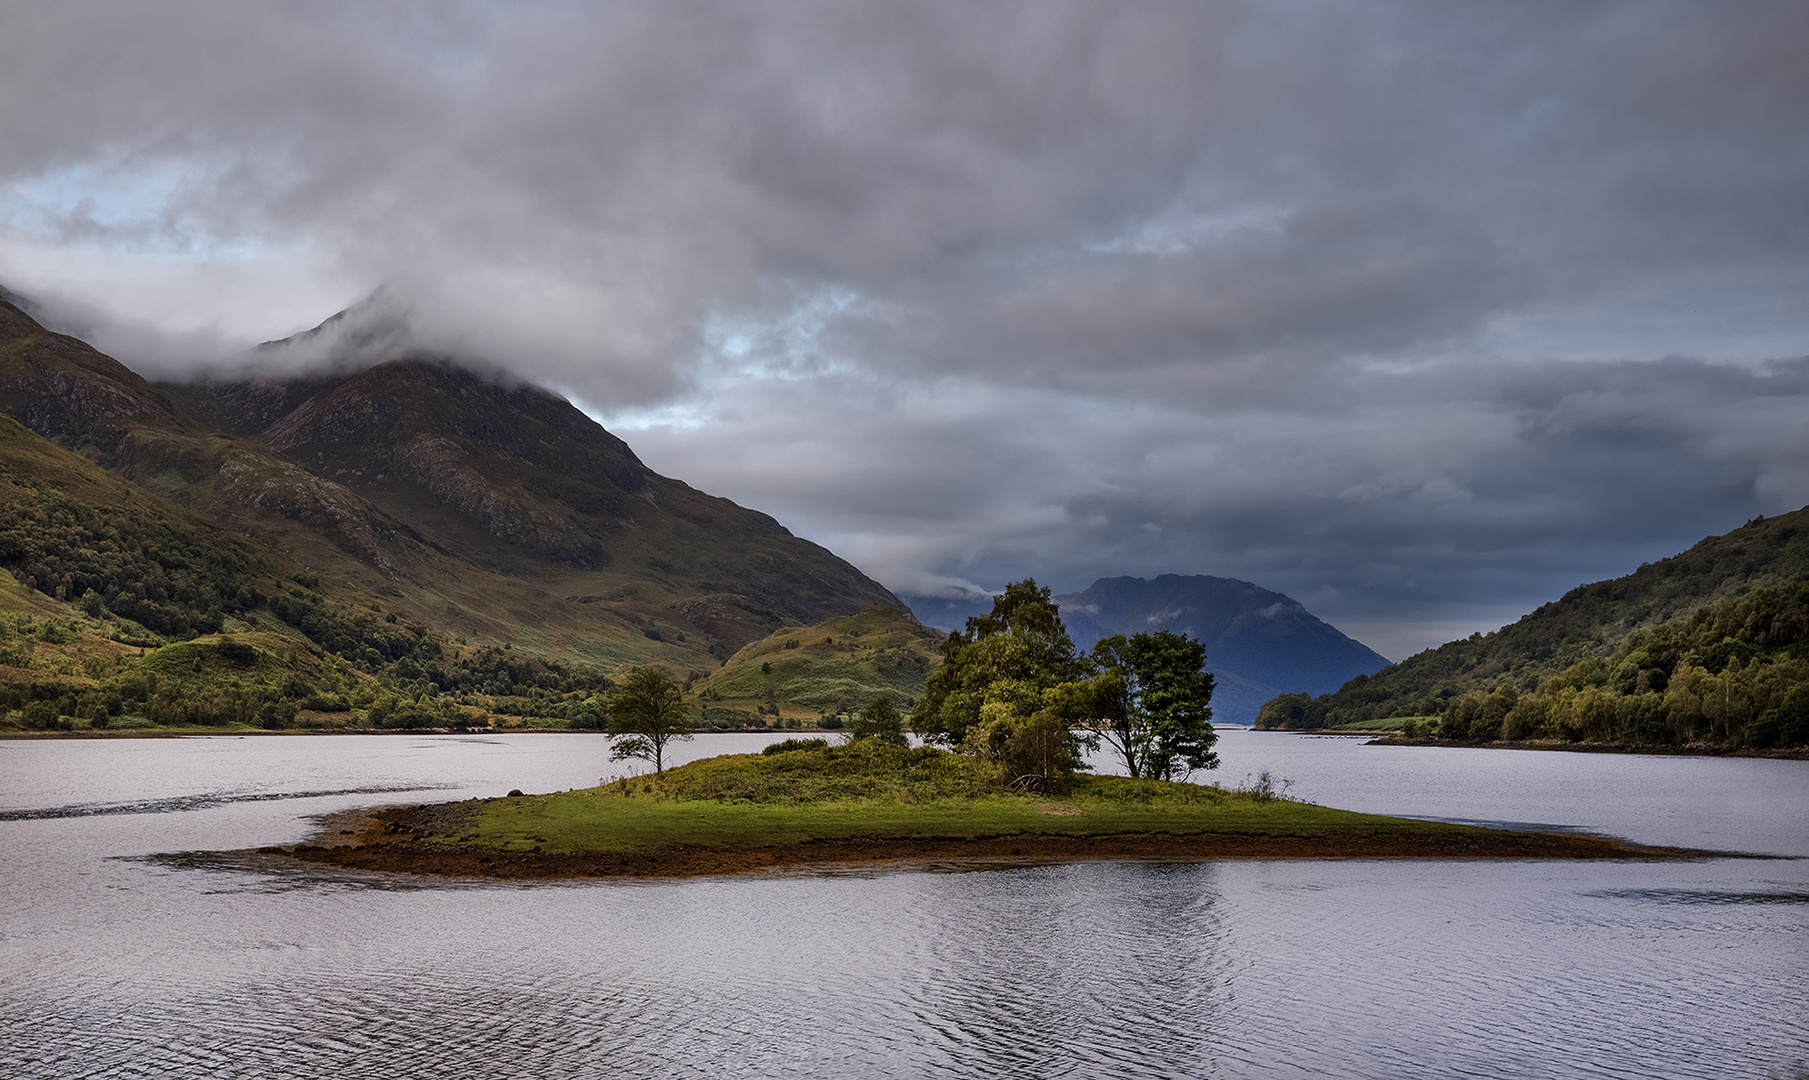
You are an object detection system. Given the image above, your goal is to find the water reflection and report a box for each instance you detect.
[895,863,1229,1077]
[2,732,1805,1079]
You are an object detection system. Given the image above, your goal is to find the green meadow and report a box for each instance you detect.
[433,741,1502,857]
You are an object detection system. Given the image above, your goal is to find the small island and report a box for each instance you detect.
[278,740,1706,881]
[280,582,1716,881]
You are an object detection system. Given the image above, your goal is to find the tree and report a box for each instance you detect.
[911,579,1083,749]
[1056,631,1217,780]
[849,695,909,747]
[607,667,693,774]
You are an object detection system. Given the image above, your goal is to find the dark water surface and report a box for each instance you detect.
[3,730,1805,1079]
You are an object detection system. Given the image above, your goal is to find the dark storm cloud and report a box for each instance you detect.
[2,1,1806,656]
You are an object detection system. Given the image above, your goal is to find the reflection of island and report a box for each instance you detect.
[277,743,1705,881]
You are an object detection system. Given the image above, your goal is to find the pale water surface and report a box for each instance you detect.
[2,730,1805,1079]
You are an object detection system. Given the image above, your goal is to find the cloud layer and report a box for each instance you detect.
[3,1,1806,657]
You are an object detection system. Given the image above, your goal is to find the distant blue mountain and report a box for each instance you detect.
[1053,575,1390,725]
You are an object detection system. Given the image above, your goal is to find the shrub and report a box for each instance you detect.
[761,737,829,756]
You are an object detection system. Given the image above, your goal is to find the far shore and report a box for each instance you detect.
[1355,734,1809,760]
[0,724,830,740]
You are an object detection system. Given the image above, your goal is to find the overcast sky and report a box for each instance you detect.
[3,1,1806,659]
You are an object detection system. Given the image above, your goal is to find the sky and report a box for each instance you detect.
[2,1,1807,660]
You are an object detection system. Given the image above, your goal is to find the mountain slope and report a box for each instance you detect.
[1054,574,1390,724]
[156,355,901,641]
[1257,509,1809,747]
[0,292,903,669]
[0,296,198,459]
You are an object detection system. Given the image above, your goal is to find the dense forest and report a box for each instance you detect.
[1257,510,1809,749]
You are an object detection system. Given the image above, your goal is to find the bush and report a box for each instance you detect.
[761,737,829,756]
[999,711,1084,794]
[849,695,909,747]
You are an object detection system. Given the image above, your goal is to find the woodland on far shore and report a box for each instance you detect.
[1257,509,1809,751]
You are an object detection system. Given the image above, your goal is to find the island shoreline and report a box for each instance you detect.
[268,801,1729,882]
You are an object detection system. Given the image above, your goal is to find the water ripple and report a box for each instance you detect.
[0,784,452,821]
[1584,887,1809,906]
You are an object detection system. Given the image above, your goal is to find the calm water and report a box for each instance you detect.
[2,729,1804,1079]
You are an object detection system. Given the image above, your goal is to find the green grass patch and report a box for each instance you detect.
[1327,716,1426,732]
[443,743,1489,856]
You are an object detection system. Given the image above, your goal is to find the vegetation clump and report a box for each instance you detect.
[607,666,693,773]
[911,579,1219,790]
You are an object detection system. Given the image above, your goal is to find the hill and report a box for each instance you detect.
[1256,509,1809,748]
[690,606,944,728]
[0,292,903,676]
[0,403,640,733]
[1054,575,1389,724]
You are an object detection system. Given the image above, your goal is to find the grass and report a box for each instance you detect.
[691,607,942,724]
[439,741,1491,857]
[1326,716,1426,733]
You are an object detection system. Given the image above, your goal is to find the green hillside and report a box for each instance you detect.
[0,293,906,684]
[0,408,625,733]
[1257,509,1809,748]
[691,607,944,728]
[154,352,902,661]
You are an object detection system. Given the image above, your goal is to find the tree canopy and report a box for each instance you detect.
[910,579,1083,752]
[607,666,693,773]
[849,694,909,747]
[1059,631,1218,780]
[907,580,1214,789]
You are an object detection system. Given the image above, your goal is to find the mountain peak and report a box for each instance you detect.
[153,349,897,647]
[1054,573,1389,724]
[255,286,415,366]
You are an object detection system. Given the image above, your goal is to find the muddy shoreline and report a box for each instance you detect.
[267,802,1728,883]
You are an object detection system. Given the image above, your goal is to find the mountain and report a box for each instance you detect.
[0,292,906,674]
[1053,574,1390,725]
[0,396,659,732]
[1257,509,1809,748]
[155,357,899,635]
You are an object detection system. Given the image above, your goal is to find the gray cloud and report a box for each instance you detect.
[2,1,1806,657]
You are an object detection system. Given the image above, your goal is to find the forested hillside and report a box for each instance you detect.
[1257,509,1809,748]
